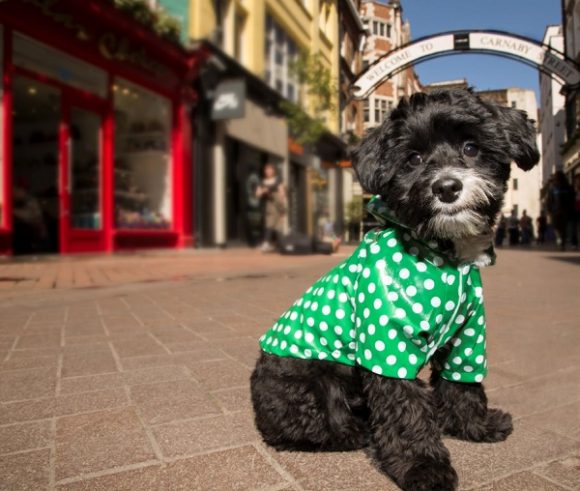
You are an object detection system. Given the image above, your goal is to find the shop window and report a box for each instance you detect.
[264,15,299,102]
[114,79,172,229]
[13,32,107,98]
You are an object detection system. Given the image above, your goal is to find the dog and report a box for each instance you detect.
[250,89,539,491]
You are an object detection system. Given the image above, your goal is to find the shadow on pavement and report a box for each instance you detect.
[545,254,580,266]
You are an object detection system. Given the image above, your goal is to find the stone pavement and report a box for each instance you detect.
[0,247,579,490]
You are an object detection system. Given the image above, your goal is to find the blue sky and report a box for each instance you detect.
[394,0,562,100]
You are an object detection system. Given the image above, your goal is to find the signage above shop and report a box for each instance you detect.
[352,30,580,99]
[211,80,246,120]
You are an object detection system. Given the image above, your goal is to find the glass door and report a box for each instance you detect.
[61,101,106,253]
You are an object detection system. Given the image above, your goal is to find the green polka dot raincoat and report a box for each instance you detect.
[259,196,490,383]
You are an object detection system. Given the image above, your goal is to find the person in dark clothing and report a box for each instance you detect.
[536,212,547,245]
[495,214,507,247]
[507,210,520,246]
[519,210,533,245]
[547,171,575,251]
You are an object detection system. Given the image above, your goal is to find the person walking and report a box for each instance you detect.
[519,210,533,245]
[256,163,287,252]
[536,211,547,245]
[547,171,575,251]
[508,209,520,246]
[495,214,507,247]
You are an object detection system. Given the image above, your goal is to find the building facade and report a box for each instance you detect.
[360,0,421,131]
[478,88,543,220]
[0,0,199,256]
[181,0,347,247]
[560,0,580,180]
[540,25,566,184]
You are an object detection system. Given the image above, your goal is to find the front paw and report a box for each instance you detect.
[401,457,458,491]
[482,408,513,442]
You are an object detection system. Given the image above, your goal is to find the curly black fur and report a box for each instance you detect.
[251,89,537,491]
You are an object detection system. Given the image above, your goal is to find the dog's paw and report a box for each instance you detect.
[481,408,513,442]
[401,458,458,491]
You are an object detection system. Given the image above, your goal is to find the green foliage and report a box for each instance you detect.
[280,51,338,146]
[113,0,182,45]
[345,196,364,224]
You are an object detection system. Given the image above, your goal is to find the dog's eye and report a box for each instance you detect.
[408,153,423,166]
[463,143,479,158]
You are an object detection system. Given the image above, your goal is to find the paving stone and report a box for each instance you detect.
[130,380,220,425]
[60,373,125,394]
[111,336,167,358]
[522,399,580,440]
[56,464,165,490]
[0,367,56,402]
[55,408,156,480]
[470,471,570,490]
[211,387,253,413]
[0,398,56,424]
[62,350,118,378]
[534,454,580,490]
[153,411,259,457]
[1,355,59,372]
[185,359,252,391]
[0,420,52,454]
[121,365,190,386]
[55,388,129,416]
[0,448,51,490]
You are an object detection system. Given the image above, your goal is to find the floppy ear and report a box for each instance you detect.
[497,106,540,171]
[349,125,386,195]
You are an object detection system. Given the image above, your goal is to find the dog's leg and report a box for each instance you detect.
[250,352,370,452]
[361,371,458,491]
[430,371,513,442]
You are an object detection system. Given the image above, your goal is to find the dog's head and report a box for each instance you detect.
[351,89,539,240]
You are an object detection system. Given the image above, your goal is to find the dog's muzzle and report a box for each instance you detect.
[432,177,463,204]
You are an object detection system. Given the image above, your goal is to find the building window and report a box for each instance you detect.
[513,178,518,190]
[364,99,370,123]
[373,97,392,124]
[371,19,391,39]
[114,78,172,229]
[265,15,299,102]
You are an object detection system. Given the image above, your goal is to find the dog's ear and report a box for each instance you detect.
[496,106,540,171]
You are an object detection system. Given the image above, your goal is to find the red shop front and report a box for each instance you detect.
[0,0,199,255]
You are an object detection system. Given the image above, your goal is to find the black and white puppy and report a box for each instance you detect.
[250,89,539,491]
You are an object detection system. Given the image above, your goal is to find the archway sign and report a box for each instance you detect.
[352,30,580,100]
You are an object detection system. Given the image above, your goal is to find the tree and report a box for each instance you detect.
[280,51,338,146]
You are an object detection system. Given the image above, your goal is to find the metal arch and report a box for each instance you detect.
[352,29,580,99]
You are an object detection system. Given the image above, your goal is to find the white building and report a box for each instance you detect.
[540,25,566,184]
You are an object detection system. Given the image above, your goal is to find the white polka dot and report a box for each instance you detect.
[386,355,397,365]
[461,293,467,303]
[372,365,383,374]
[318,352,327,360]
[332,350,341,358]
[375,340,385,351]
[446,275,456,285]
[341,277,350,287]
[441,273,447,283]
[387,238,397,247]
[319,321,328,331]
[379,315,389,326]
[320,338,328,346]
[416,262,427,272]
[280,341,287,350]
[304,332,315,343]
[395,308,406,319]
[452,338,462,347]
[272,339,279,347]
[462,265,470,274]
[431,297,441,308]
[290,312,298,321]
[327,290,336,300]
[475,355,484,364]
[362,268,371,278]
[445,301,455,311]
[364,349,372,360]
[387,291,399,301]
[398,367,408,378]
[399,268,410,279]
[368,324,376,335]
[392,252,403,263]
[334,325,343,335]
[409,354,418,364]
[370,243,381,254]
[356,317,362,327]
[435,314,443,324]
[464,365,474,372]
[475,287,483,298]
[334,340,343,349]
[412,303,423,314]
[290,344,299,354]
[382,274,393,286]
[455,315,465,324]
[464,348,473,356]
[303,301,311,309]
[322,305,331,315]
[311,302,319,311]
[423,279,435,290]
[373,299,383,309]
[363,308,370,319]
[359,332,366,343]
[464,328,475,337]
[376,259,386,270]
[304,349,312,357]
[307,317,315,327]
[367,283,377,294]
[336,309,345,319]
[357,292,365,303]
[474,374,484,383]
[335,292,346,303]
[359,249,367,258]
[405,285,417,297]
[420,320,430,330]
[348,264,357,273]
[403,325,414,337]
[294,330,303,340]
[398,341,406,352]
[284,326,291,335]
[452,372,461,381]
[477,334,484,343]
[433,256,444,266]
[388,329,397,339]
[452,356,462,365]
[477,316,484,325]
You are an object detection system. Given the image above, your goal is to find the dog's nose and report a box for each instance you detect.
[432,178,463,203]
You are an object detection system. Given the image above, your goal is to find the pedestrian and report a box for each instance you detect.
[519,210,533,245]
[495,214,507,247]
[256,163,287,252]
[317,211,342,253]
[547,171,574,251]
[507,209,520,246]
[536,211,547,245]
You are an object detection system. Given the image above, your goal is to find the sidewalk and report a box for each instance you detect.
[0,248,579,490]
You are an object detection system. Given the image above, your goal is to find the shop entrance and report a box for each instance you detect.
[11,75,106,254]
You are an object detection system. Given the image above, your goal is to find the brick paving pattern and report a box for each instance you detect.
[0,247,579,490]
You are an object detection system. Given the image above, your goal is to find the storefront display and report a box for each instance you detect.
[0,0,198,255]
